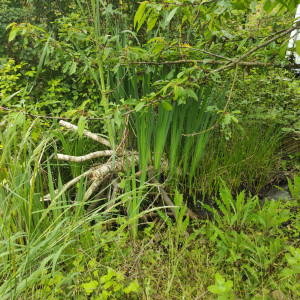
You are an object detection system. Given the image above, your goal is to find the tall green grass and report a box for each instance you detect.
[0,117,154,297]
[196,120,283,197]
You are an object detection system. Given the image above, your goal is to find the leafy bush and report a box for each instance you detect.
[0,2,34,57]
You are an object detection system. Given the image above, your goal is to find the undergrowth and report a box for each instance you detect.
[0,117,299,299]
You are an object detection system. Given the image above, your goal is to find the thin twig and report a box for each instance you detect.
[211,22,300,74]
[182,122,219,137]
[223,64,239,113]
[175,45,233,62]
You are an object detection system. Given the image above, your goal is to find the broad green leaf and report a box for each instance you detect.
[208,284,227,294]
[103,47,111,61]
[8,27,19,42]
[231,116,238,123]
[119,179,126,189]
[215,273,225,285]
[77,116,85,138]
[62,61,72,73]
[187,89,198,101]
[209,15,214,31]
[165,7,178,26]
[147,16,158,32]
[237,38,247,52]
[137,8,152,32]
[279,42,288,60]
[162,101,173,111]
[288,0,297,12]
[134,1,148,28]
[123,280,140,294]
[263,0,272,12]
[296,40,300,56]
[113,283,123,292]
[6,22,17,30]
[280,267,294,277]
[35,35,51,83]
[82,280,98,295]
[152,42,165,55]
[69,61,77,75]
[135,101,145,112]
[114,109,122,128]
[224,280,233,290]
[177,86,186,98]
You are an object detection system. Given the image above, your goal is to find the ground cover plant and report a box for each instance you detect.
[0,0,300,299]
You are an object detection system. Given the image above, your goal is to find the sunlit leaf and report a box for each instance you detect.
[165,7,178,26]
[77,116,85,138]
[134,1,148,29]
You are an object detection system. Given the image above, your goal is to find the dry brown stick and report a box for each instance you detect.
[59,120,111,147]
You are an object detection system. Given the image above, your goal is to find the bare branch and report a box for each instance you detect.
[83,154,139,202]
[59,120,111,148]
[41,166,99,201]
[42,154,139,202]
[57,150,115,162]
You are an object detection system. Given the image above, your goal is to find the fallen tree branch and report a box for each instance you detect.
[42,154,139,202]
[57,150,116,162]
[83,153,140,202]
[42,166,99,201]
[59,120,111,147]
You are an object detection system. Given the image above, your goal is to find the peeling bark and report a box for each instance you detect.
[59,120,111,147]
[57,150,115,162]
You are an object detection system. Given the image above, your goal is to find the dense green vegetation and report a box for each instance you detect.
[0,0,299,299]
